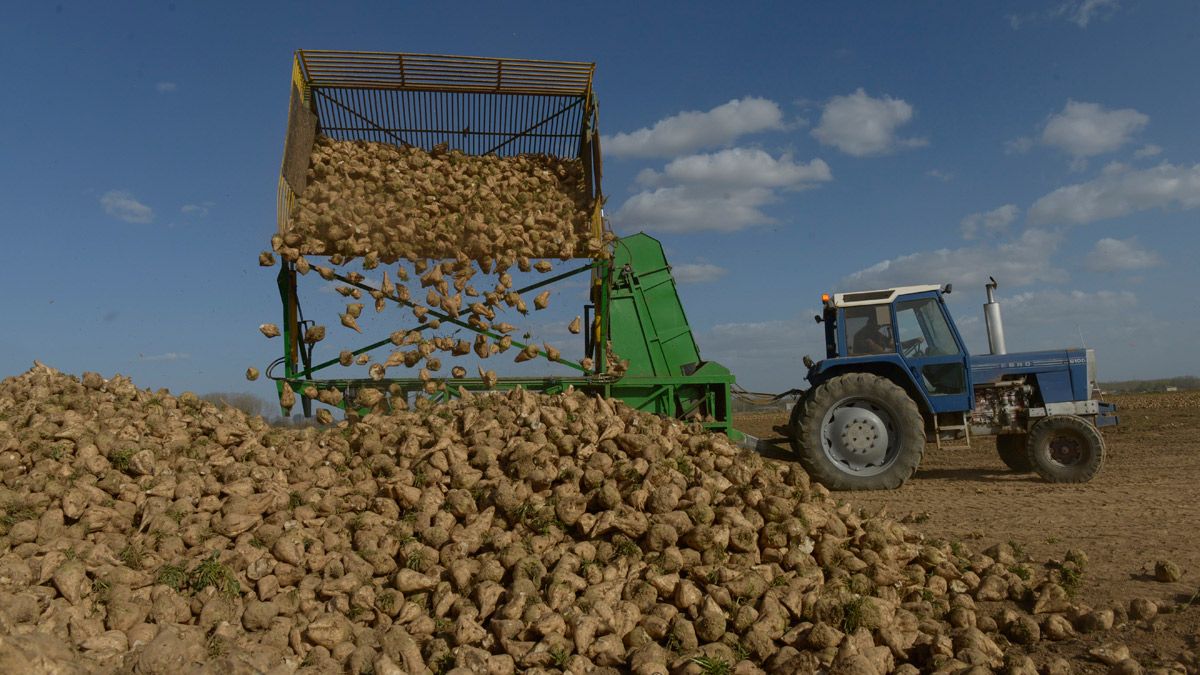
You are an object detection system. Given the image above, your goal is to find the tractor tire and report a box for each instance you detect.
[996,434,1033,472]
[1027,415,1104,483]
[789,373,925,490]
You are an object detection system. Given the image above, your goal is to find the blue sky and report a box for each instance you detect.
[1,0,1197,398]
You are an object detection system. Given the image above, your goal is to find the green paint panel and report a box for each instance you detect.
[274,232,743,437]
[609,234,703,377]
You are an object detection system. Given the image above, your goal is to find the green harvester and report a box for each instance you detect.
[269,50,739,437]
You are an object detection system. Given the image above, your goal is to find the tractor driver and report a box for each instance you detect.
[851,309,895,355]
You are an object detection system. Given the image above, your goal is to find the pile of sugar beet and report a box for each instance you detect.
[287,137,601,263]
[0,364,1157,674]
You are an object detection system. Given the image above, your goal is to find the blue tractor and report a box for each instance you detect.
[789,279,1119,490]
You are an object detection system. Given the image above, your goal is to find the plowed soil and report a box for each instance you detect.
[736,391,1200,669]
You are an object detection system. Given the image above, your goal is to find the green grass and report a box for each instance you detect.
[842,596,868,633]
[376,591,396,612]
[1059,565,1084,597]
[205,634,227,658]
[92,578,111,604]
[109,448,136,473]
[549,647,570,668]
[1007,540,1027,561]
[0,502,38,529]
[1009,564,1032,581]
[615,538,641,558]
[675,456,694,479]
[733,642,750,662]
[188,552,240,597]
[156,563,188,591]
[118,543,145,570]
[1180,587,1199,611]
[430,652,455,675]
[510,502,534,524]
[690,656,732,675]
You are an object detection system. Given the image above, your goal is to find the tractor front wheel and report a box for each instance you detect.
[1027,415,1105,483]
[996,434,1033,472]
[790,373,925,490]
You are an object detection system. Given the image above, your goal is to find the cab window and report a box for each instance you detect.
[845,305,894,356]
[894,298,959,356]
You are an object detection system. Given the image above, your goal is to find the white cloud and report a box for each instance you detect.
[841,228,1065,291]
[1008,1,1121,30]
[672,262,727,284]
[1134,144,1162,158]
[617,148,831,233]
[695,317,824,390]
[635,149,831,190]
[1005,136,1034,155]
[1004,289,1137,324]
[604,97,785,158]
[1066,0,1120,27]
[1084,237,1163,272]
[811,88,927,157]
[926,169,954,182]
[100,190,154,224]
[957,288,1140,356]
[181,204,209,217]
[1041,100,1148,158]
[616,185,777,233]
[960,204,1019,240]
[155,81,177,93]
[139,352,190,362]
[1028,161,1200,225]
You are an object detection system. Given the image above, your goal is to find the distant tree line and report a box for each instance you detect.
[201,392,324,427]
[1100,376,1200,394]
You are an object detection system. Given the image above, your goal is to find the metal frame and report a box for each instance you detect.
[269,254,737,436]
[268,51,739,438]
[278,50,604,243]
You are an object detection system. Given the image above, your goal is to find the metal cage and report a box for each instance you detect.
[277,50,604,246]
[267,51,738,438]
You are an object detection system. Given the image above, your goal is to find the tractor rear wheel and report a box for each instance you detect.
[996,434,1033,472]
[790,373,925,490]
[1027,415,1104,483]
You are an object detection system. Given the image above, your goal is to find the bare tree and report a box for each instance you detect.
[200,392,269,418]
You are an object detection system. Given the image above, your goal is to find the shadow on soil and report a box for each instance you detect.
[912,467,1040,483]
[749,428,1044,486]
[750,437,794,462]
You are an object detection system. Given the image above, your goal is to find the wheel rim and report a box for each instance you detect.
[820,396,900,476]
[1046,432,1085,466]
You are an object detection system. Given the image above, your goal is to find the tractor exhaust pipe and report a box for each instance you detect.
[984,276,1007,355]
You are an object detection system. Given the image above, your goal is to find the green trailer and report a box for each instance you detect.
[268,50,740,437]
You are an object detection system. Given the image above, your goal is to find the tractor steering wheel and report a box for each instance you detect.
[901,337,925,357]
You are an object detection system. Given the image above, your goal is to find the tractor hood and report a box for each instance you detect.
[970,348,1093,404]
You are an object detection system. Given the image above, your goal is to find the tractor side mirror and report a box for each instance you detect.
[814,314,823,323]
[943,283,953,295]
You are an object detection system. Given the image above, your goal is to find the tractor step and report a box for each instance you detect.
[933,412,972,450]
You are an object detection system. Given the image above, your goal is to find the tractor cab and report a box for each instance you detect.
[812,284,972,415]
[794,281,1116,491]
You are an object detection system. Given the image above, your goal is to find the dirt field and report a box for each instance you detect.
[737,390,1200,670]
